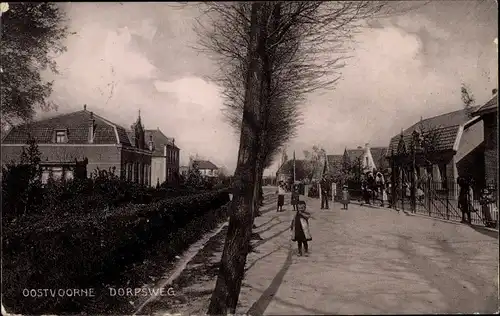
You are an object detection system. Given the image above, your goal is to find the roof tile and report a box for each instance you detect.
[387,108,475,155]
[1,110,132,146]
[193,160,218,170]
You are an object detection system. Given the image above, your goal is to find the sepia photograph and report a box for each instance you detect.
[1,1,498,315]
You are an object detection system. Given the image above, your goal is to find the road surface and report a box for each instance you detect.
[237,190,499,315]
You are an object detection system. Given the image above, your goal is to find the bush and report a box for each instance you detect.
[2,189,230,314]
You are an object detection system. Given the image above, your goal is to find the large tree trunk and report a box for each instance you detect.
[207,3,261,314]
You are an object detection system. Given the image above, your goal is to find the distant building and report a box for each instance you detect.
[128,128,180,187]
[179,166,189,177]
[276,159,309,183]
[324,144,388,180]
[1,105,153,185]
[192,160,219,178]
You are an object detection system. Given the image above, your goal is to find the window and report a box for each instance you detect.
[143,164,148,186]
[55,130,67,143]
[51,167,63,180]
[133,163,139,183]
[64,169,74,181]
[127,163,132,181]
[41,170,50,184]
[365,157,368,167]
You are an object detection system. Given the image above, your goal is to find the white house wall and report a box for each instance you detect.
[361,148,377,173]
[455,120,484,163]
[151,156,166,186]
[200,168,218,177]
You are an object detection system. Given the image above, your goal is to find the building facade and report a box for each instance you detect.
[192,160,219,178]
[472,90,498,187]
[386,106,485,197]
[1,106,153,185]
[142,128,180,187]
[324,144,388,180]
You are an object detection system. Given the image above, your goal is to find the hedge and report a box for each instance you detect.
[2,189,230,315]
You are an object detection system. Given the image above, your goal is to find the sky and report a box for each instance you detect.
[40,1,498,175]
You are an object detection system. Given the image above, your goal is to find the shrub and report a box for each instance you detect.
[2,190,230,314]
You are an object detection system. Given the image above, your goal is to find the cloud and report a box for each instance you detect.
[39,3,240,171]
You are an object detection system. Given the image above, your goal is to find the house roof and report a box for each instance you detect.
[473,94,498,116]
[145,129,178,156]
[370,147,389,170]
[126,128,178,156]
[346,148,364,160]
[387,107,479,156]
[276,159,307,175]
[193,160,218,170]
[326,154,343,171]
[1,109,131,145]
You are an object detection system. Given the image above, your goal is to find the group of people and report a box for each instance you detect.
[360,171,389,207]
[457,176,496,227]
[276,181,301,212]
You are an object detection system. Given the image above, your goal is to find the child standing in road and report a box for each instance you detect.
[291,201,312,256]
[276,182,285,212]
[341,185,350,210]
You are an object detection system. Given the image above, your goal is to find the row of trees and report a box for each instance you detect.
[192,2,422,314]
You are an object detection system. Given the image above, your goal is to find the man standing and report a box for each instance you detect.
[458,177,472,224]
[320,175,330,209]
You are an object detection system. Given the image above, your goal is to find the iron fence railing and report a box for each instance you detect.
[391,181,498,228]
[332,180,498,228]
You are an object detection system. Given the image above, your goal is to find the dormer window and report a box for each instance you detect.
[55,130,67,143]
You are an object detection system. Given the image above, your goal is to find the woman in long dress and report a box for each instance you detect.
[276,182,285,212]
[291,201,312,256]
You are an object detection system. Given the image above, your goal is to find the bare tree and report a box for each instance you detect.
[194,2,425,314]
[461,83,476,118]
[303,145,326,182]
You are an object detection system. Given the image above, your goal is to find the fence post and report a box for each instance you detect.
[402,183,405,212]
[427,176,431,216]
[446,184,450,220]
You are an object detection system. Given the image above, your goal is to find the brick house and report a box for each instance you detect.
[386,106,484,197]
[141,128,180,187]
[472,89,497,187]
[1,106,153,185]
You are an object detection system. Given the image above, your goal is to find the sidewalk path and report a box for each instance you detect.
[238,194,499,315]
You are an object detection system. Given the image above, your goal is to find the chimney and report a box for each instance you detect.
[148,134,154,151]
[493,89,498,95]
[84,104,87,111]
[88,111,95,143]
